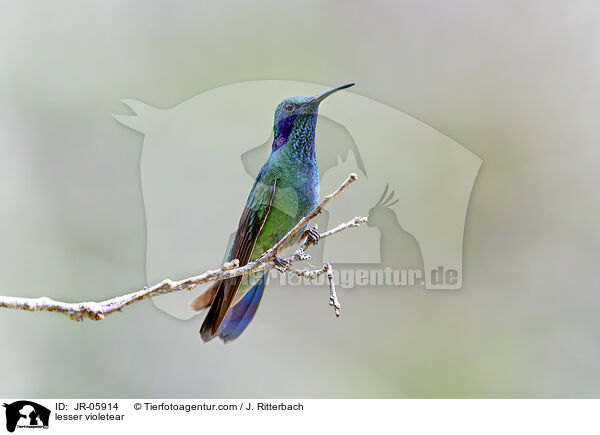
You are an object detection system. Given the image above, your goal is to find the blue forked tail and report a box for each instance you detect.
[217,274,266,343]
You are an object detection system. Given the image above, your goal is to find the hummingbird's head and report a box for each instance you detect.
[272,83,354,154]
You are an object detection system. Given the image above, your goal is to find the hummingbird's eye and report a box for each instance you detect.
[284,103,295,112]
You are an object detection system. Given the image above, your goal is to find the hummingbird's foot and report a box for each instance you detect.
[273,256,290,272]
[294,247,311,261]
[302,226,320,246]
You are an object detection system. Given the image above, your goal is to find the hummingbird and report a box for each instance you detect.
[190,82,355,343]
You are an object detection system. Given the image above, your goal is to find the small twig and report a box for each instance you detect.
[288,263,330,280]
[318,216,368,241]
[326,263,341,317]
[0,174,365,322]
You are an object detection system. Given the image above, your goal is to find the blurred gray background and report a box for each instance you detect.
[0,1,598,398]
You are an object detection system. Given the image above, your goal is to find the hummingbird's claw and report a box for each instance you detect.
[303,226,320,246]
[273,256,290,272]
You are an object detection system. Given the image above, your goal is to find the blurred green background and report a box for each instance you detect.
[1,1,599,398]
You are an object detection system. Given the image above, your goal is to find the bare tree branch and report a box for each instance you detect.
[0,173,366,322]
[326,263,341,317]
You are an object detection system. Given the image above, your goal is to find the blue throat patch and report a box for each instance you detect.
[272,114,296,151]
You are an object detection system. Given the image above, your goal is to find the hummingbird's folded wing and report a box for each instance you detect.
[199,175,277,341]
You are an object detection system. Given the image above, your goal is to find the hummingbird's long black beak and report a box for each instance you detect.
[309,82,355,104]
